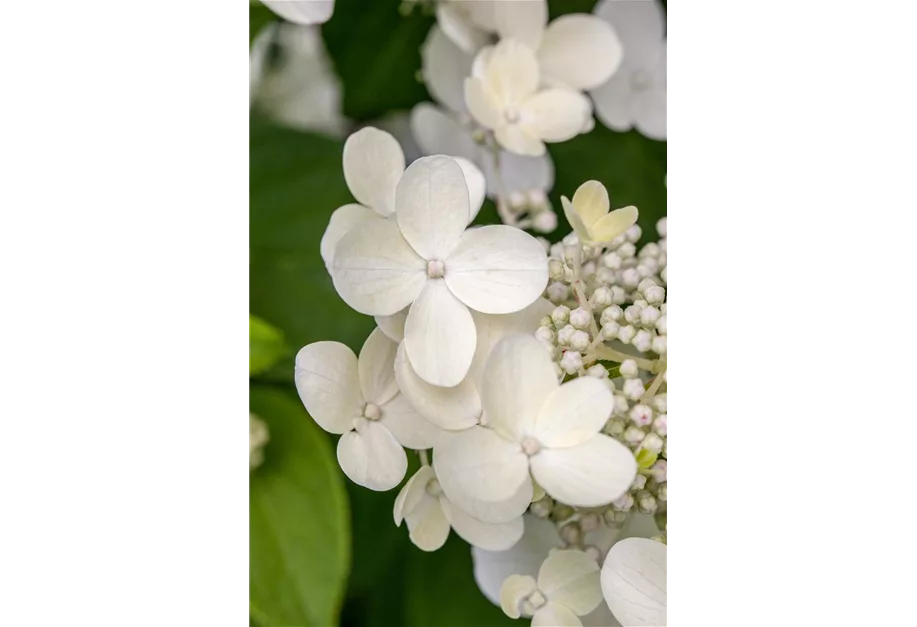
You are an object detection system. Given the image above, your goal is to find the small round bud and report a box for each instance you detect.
[624,305,643,324]
[656,483,667,502]
[533,210,557,233]
[560,350,584,374]
[655,314,667,335]
[527,188,547,208]
[552,504,575,522]
[551,305,571,325]
[621,268,640,288]
[637,491,657,514]
[633,329,653,353]
[644,285,666,305]
[595,266,616,285]
[629,404,654,426]
[613,394,629,414]
[653,413,667,436]
[569,307,592,330]
[592,286,613,307]
[625,224,642,243]
[620,359,639,379]
[637,278,658,293]
[624,426,646,445]
[623,378,645,400]
[640,306,661,326]
[530,497,553,518]
[604,418,626,437]
[580,513,600,532]
[610,286,627,305]
[601,321,619,340]
[535,325,556,343]
[603,509,627,526]
[548,258,566,281]
[652,394,667,413]
[608,234,626,250]
[563,245,578,264]
[617,325,636,344]
[631,474,647,491]
[618,242,636,258]
[603,252,622,269]
[560,522,582,545]
[557,324,576,346]
[509,190,527,210]
[584,545,602,562]
[547,282,570,303]
[641,432,665,454]
[650,459,667,483]
[550,243,565,259]
[651,335,667,355]
[586,364,609,379]
[570,330,591,351]
[600,305,623,324]
[582,261,597,277]
[656,217,667,238]
[660,266,667,284]
[613,492,634,511]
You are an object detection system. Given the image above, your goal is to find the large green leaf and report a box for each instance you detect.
[250,386,351,627]
[250,314,287,376]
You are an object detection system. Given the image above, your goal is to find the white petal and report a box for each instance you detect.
[442,497,524,551]
[467,298,554,388]
[480,333,558,441]
[520,89,592,143]
[500,574,539,619]
[403,279,477,387]
[532,603,583,627]
[464,0,499,32]
[320,204,380,270]
[495,124,546,157]
[294,342,362,435]
[601,538,667,627]
[379,394,443,449]
[493,0,547,51]
[394,465,435,525]
[538,550,603,616]
[593,0,665,68]
[342,126,405,216]
[422,25,476,113]
[590,70,634,132]
[262,0,335,25]
[405,493,451,551]
[464,76,504,131]
[481,148,555,197]
[395,155,470,260]
[394,342,481,431]
[435,3,489,55]
[444,225,549,314]
[375,309,408,342]
[481,38,540,108]
[534,377,614,448]
[331,219,427,316]
[634,90,667,141]
[453,157,487,223]
[589,206,639,244]
[538,15,623,90]
[530,435,636,507]
[358,327,400,406]
[561,196,593,244]
[337,420,407,491]
[571,180,611,227]
[432,426,530,502]
[472,516,564,603]
[411,102,480,160]
[434,455,533,524]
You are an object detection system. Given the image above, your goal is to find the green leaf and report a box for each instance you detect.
[250,314,287,376]
[406,534,516,627]
[250,386,351,627]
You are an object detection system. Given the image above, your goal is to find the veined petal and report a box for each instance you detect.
[435,3,489,55]
[442,497,524,551]
[500,574,539,619]
[405,493,451,551]
[396,155,470,260]
[593,0,665,68]
[534,377,614,449]
[493,0,547,51]
[320,203,379,270]
[422,25,476,113]
[331,219,426,316]
[634,89,667,141]
[380,394,443,450]
[589,206,639,243]
[465,77,504,131]
[571,180,611,228]
[538,14,623,90]
[532,603,583,627]
[432,426,529,502]
[445,225,549,314]
[601,538,667,627]
[480,333,558,441]
[453,156,487,223]
[520,89,592,143]
[561,196,593,244]
[337,420,407,491]
[262,0,335,25]
[495,124,546,157]
[410,102,480,161]
[538,550,603,616]
[342,126,405,216]
[482,38,540,108]
[358,327,400,406]
[394,342,481,431]
[394,465,435,525]
[468,299,554,389]
[434,456,533,524]
[404,279,477,387]
[294,342,362,435]
[375,308,408,342]
[530,435,637,507]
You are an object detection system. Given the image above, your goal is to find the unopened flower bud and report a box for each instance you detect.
[580,513,600,532]
[610,286,627,304]
[552,504,575,522]
[560,522,582,546]
[548,259,566,281]
[656,483,667,502]
[631,474,647,491]
[650,459,667,483]
[618,325,636,344]
[592,286,613,307]
[624,426,646,445]
[629,404,654,426]
[652,394,667,413]
[641,432,665,454]
[509,190,527,210]
[560,350,584,374]
[637,491,657,514]
[570,330,591,351]
[655,314,667,334]
[557,324,576,345]
[613,394,629,414]
[625,224,642,243]
[569,307,591,329]
[621,268,640,288]
[586,364,609,379]
[603,252,622,269]
[530,496,554,518]
[640,306,661,326]
[656,217,667,238]
[651,335,667,355]
[600,305,623,324]
[653,414,667,436]
[620,359,639,379]
[601,321,619,340]
[623,378,645,400]
[547,282,570,302]
[613,492,634,511]
[533,210,557,233]
[603,509,627,525]
[618,242,637,258]
[551,305,570,325]
[595,266,615,285]
[633,329,653,353]
[660,266,667,284]
[535,325,556,343]
[644,285,665,305]
[604,418,626,437]
[584,545,602,562]
[624,305,643,324]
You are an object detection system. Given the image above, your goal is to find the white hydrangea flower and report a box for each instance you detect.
[474,514,659,627]
[590,0,667,140]
[433,0,498,53]
[394,465,524,552]
[320,127,486,270]
[414,26,555,199]
[331,156,549,387]
[433,334,636,512]
[601,537,667,627]
[293,328,441,491]
[561,180,638,245]
[500,550,602,626]
[249,22,345,136]
[261,0,335,25]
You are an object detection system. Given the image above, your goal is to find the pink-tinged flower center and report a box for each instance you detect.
[426,259,445,278]
[521,436,542,456]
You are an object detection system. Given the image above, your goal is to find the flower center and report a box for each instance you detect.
[362,402,381,421]
[630,69,651,92]
[425,478,443,496]
[504,107,521,124]
[426,259,445,278]
[521,590,546,615]
[521,436,542,456]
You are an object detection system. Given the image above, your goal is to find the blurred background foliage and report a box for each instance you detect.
[250,0,666,625]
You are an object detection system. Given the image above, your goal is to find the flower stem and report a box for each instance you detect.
[418,449,430,467]
[490,143,517,227]
[587,344,658,372]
